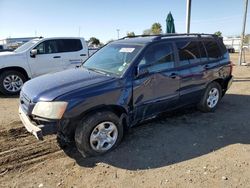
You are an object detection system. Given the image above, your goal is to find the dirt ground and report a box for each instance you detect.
[0,53,250,188]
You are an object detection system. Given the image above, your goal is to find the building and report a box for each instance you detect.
[223,37,250,52]
[0,37,38,50]
[223,37,241,52]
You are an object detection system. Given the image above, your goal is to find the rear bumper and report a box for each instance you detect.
[226,75,233,90]
[19,107,57,140]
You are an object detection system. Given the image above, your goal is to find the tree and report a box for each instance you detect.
[214,31,222,37]
[127,32,135,37]
[243,34,250,44]
[151,23,162,35]
[89,37,100,47]
[142,29,151,35]
[142,23,163,35]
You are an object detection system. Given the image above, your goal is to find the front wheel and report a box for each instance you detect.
[0,70,26,95]
[198,82,222,112]
[75,111,123,158]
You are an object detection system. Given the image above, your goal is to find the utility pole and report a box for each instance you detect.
[116,29,120,39]
[238,0,249,65]
[186,0,192,33]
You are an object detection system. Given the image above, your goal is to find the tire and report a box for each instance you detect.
[57,135,68,149]
[0,70,26,95]
[198,82,222,112]
[75,111,124,158]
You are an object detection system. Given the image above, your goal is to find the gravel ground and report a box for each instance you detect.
[0,53,250,188]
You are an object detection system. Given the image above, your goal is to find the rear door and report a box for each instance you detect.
[58,39,88,69]
[133,42,180,121]
[175,39,206,104]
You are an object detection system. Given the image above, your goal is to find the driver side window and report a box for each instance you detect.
[35,42,45,54]
[34,40,59,54]
[138,43,175,73]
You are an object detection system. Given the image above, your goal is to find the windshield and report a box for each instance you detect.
[83,43,143,76]
[14,39,40,53]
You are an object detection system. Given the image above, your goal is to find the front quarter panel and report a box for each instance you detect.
[0,52,32,77]
[57,78,132,119]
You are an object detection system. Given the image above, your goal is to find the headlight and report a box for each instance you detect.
[32,101,68,119]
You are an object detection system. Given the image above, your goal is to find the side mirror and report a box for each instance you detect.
[30,49,38,58]
[137,65,149,78]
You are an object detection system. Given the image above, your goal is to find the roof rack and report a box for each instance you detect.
[120,33,218,41]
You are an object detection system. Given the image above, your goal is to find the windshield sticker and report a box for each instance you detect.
[119,48,135,53]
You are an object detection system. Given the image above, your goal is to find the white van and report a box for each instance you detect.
[0,37,94,95]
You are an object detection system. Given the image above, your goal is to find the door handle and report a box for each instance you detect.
[80,54,87,56]
[53,56,61,58]
[170,73,178,79]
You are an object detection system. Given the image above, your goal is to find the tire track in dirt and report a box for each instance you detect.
[0,124,62,174]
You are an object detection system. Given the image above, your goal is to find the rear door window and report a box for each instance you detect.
[58,39,83,52]
[176,41,200,66]
[198,41,209,62]
[203,40,222,60]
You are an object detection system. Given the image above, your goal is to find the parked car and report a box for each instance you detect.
[0,37,96,95]
[0,43,13,52]
[19,34,233,158]
[0,49,14,52]
[225,45,235,53]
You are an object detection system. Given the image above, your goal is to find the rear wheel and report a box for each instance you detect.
[198,82,222,112]
[75,111,123,157]
[0,70,26,95]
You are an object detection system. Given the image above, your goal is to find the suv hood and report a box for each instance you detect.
[21,68,115,102]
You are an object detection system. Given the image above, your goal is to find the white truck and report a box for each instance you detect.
[0,37,95,95]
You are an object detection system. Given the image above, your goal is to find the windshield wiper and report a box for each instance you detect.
[85,67,111,77]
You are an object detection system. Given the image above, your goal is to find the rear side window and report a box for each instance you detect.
[176,41,200,66]
[138,42,175,72]
[217,38,227,54]
[58,39,83,52]
[203,40,222,60]
[198,41,209,62]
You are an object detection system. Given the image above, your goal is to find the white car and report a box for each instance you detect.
[0,37,94,95]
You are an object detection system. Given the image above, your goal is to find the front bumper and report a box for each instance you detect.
[19,107,57,140]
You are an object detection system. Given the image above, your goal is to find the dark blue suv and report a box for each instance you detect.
[19,34,233,157]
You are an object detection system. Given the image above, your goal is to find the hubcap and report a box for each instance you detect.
[207,87,219,108]
[90,121,118,152]
[3,75,23,93]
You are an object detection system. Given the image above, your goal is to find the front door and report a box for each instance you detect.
[132,42,180,121]
[28,40,65,77]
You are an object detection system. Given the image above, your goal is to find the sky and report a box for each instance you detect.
[0,0,249,43]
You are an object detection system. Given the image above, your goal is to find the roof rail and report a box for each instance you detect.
[120,34,162,40]
[120,33,218,41]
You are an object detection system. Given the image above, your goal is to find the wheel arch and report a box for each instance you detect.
[77,104,129,128]
[0,66,30,80]
[212,78,227,91]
